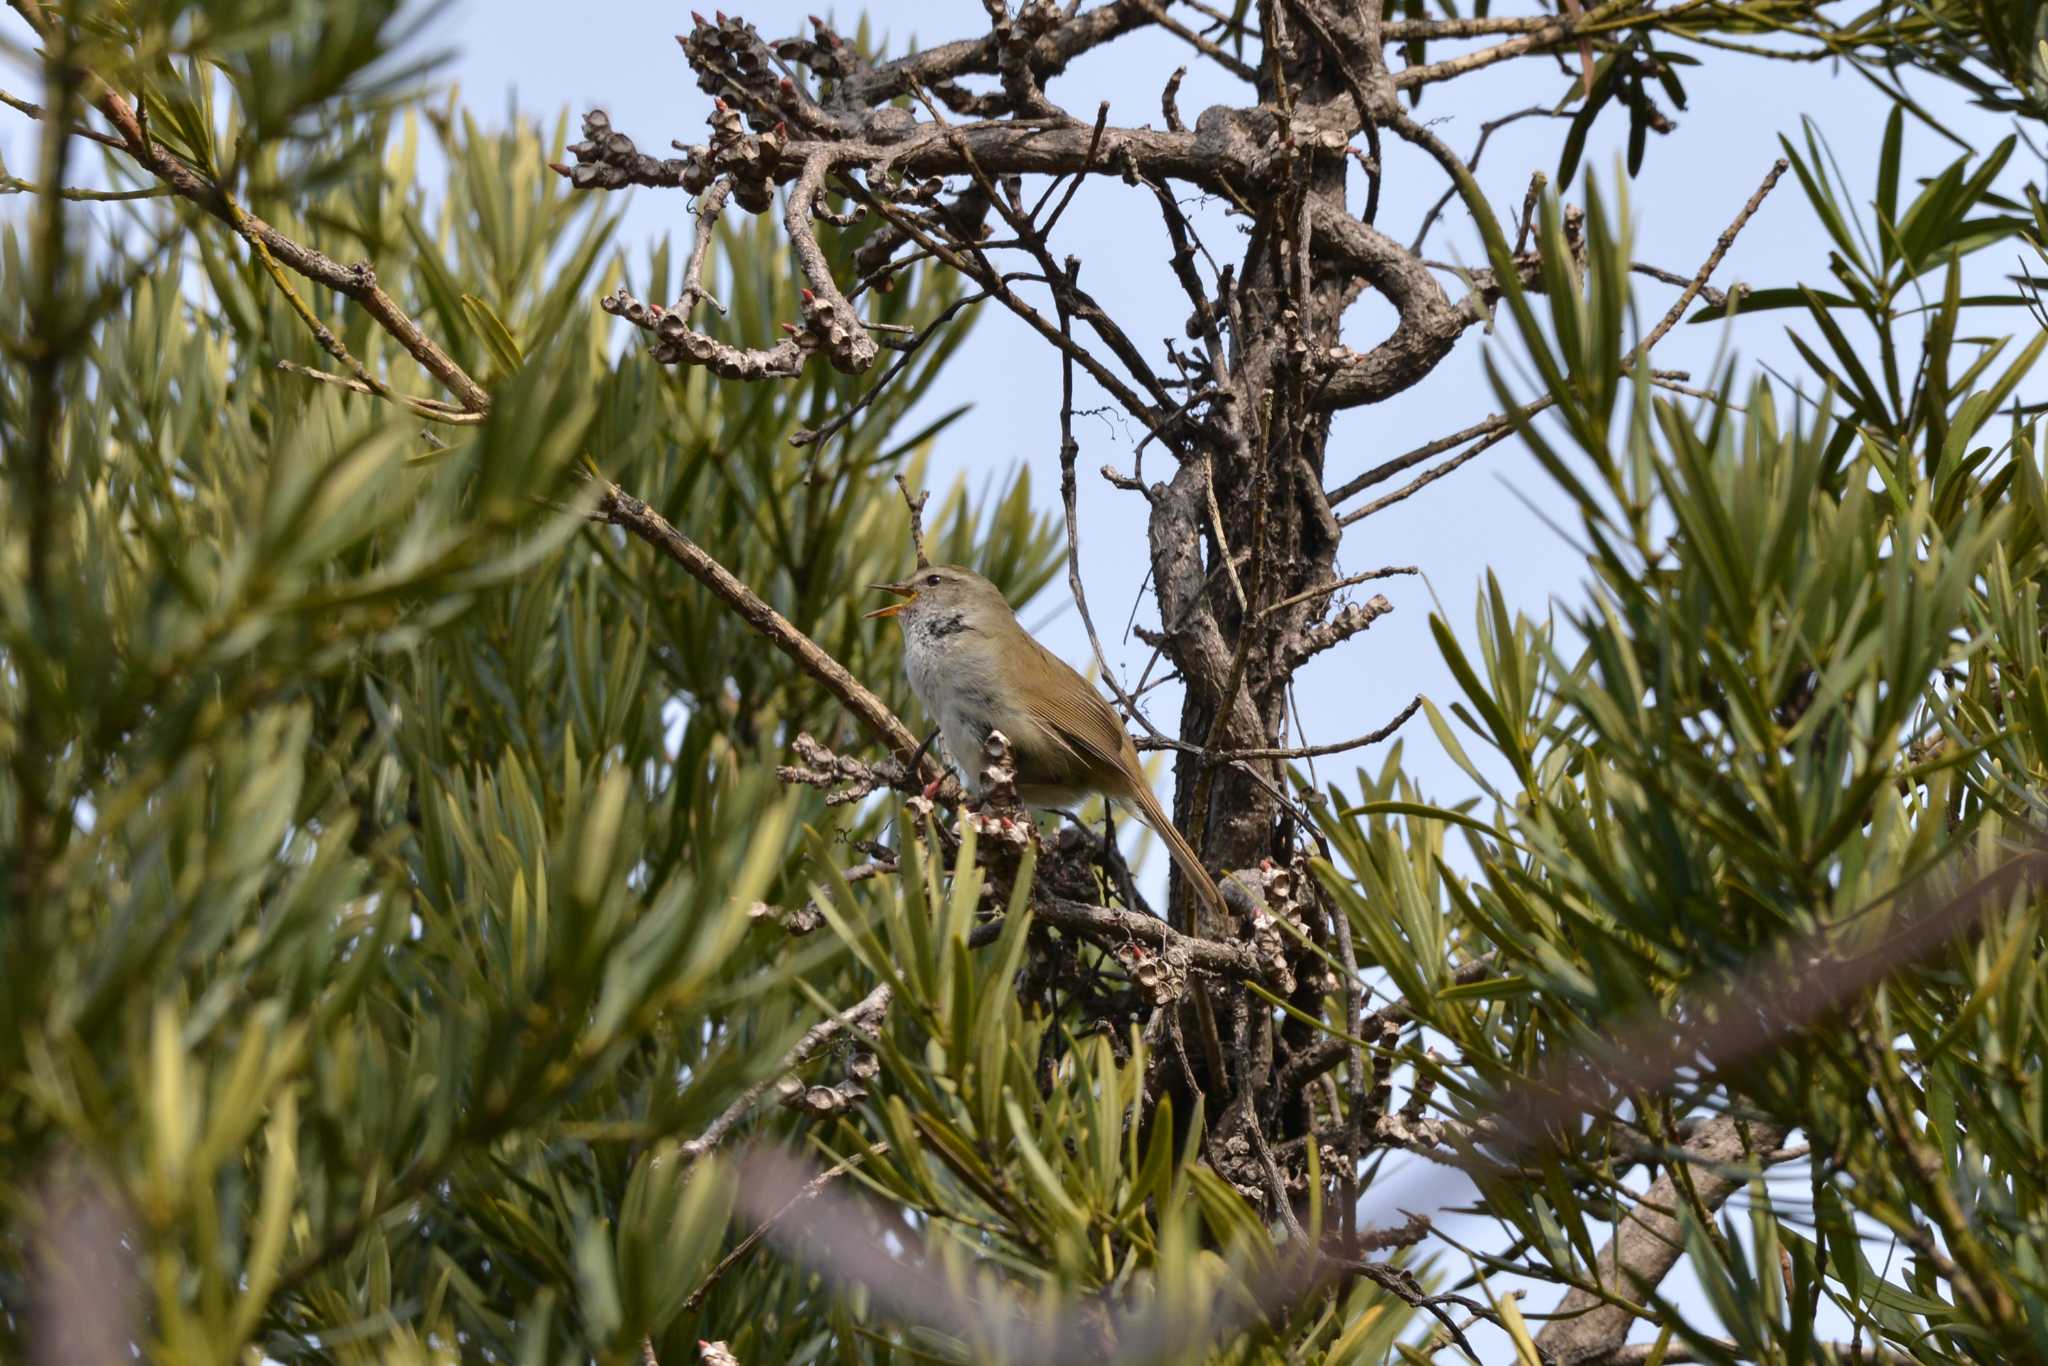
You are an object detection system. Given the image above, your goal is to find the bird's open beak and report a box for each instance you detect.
[863,581,917,619]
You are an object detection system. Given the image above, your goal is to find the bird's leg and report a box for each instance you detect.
[908,726,951,800]
[905,724,958,802]
[908,724,941,774]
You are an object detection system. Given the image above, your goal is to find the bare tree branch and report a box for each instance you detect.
[678,983,894,1164]
[1536,1115,1794,1364]
[594,484,940,783]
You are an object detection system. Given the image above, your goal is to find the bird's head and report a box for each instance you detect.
[864,564,1011,627]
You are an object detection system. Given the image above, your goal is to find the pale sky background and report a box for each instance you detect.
[3,0,2035,1357]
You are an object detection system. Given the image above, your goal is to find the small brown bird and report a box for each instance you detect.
[867,564,1225,923]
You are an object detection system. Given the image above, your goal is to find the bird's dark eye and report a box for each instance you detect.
[926,574,942,587]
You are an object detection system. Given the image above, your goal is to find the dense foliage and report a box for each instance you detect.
[0,51,1058,1358]
[4,1,2048,1363]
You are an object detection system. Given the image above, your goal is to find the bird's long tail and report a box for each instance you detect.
[1127,785,1227,929]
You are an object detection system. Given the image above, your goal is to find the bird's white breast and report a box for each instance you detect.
[902,610,1007,794]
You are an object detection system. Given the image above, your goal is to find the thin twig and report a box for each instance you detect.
[594,484,942,785]
[1204,456,1249,611]
[1261,566,1420,617]
[1237,1000,1310,1244]
[1514,171,1547,256]
[0,173,165,200]
[274,360,486,424]
[1139,695,1422,760]
[1327,408,1527,506]
[684,1141,891,1309]
[677,983,894,1163]
[1336,156,1783,520]
[893,474,932,570]
[1161,65,1188,132]
[0,85,128,147]
[676,178,732,318]
[1340,426,1518,525]
[1047,267,1179,748]
[1130,0,1260,81]
[1409,107,1557,255]
[788,289,985,449]
[1393,0,1719,91]
[1639,158,1789,353]
[1275,961,1482,1098]
[1031,100,1110,236]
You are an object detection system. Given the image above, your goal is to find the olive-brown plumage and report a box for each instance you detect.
[867,564,1224,922]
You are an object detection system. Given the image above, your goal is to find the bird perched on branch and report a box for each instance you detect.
[867,564,1225,926]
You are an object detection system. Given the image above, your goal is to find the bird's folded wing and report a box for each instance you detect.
[1021,638,1137,780]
